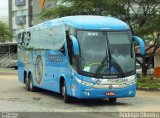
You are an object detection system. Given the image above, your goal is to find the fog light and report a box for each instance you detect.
[83,91,90,96]
[129,91,134,95]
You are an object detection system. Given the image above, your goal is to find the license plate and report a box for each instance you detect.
[106,92,115,96]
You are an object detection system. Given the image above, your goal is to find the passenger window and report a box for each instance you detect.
[72,47,77,70]
[66,34,73,64]
[59,44,65,54]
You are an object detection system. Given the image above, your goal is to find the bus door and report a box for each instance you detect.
[46,24,66,92]
[44,50,59,91]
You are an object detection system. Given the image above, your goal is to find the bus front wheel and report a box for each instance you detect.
[62,82,72,103]
[109,98,117,103]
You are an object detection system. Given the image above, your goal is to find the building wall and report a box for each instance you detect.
[32,0,57,25]
[9,0,57,41]
[9,0,13,35]
[9,0,32,41]
[154,52,160,67]
[12,0,28,10]
[154,52,160,78]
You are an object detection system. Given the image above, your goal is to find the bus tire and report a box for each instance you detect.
[62,81,72,103]
[25,77,29,91]
[109,98,117,103]
[28,74,36,92]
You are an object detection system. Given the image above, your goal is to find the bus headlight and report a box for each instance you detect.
[128,80,136,86]
[75,77,93,86]
[75,77,82,83]
[126,75,136,85]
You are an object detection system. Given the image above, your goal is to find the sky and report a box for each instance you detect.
[0,0,8,16]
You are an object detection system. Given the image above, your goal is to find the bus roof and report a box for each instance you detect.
[22,15,130,31]
[61,15,130,30]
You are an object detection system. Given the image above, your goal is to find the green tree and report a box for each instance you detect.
[41,0,125,19]
[42,1,159,28]
[41,0,160,36]
[41,0,160,76]
[120,0,160,76]
[0,20,12,43]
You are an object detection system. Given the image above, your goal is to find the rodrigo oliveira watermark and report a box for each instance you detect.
[120,112,160,118]
[1,112,19,118]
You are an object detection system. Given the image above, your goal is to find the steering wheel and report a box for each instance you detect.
[87,62,101,67]
[96,63,110,74]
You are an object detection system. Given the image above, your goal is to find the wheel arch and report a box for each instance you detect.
[24,71,27,84]
[28,71,32,78]
[59,75,66,94]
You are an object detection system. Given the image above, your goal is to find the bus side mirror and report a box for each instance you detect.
[133,36,145,56]
[69,35,79,55]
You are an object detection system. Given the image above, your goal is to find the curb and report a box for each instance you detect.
[0,72,17,75]
[137,86,160,91]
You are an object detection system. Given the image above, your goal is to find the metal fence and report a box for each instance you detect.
[0,42,17,68]
[0,53,17,68]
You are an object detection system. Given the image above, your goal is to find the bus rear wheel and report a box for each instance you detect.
[109,98,117,103]
[26,77,29,91]
[61,81,72,103]
[27,74,36,92]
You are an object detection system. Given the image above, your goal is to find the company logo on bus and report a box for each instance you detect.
[35,55,43,84]
[18,32,31,48]
[48,54,63,62]
[108,85,113,89]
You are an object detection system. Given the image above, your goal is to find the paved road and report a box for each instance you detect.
[0,68,160,113]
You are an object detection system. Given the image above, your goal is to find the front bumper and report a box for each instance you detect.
[70,83,136,99]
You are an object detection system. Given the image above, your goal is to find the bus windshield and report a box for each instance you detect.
[77,31,135,76]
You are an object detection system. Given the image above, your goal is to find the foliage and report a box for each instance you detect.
[41,0,125,19]
[123,0,160,36]
[0,21,12,42]
[137,75,160,89]
[41,0,160,36]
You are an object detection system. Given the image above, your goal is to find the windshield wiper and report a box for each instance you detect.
[95,56,109,75]
[95,47,110,75]
[106,36,124,76]
[110,56,124,76]
[95,55,124,76]
[130,43,133,58]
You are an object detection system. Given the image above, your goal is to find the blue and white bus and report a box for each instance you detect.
[17,15,145,103]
